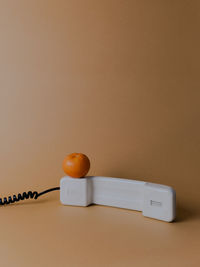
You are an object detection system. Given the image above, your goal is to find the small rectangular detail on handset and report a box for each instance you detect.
[150,200,162,207]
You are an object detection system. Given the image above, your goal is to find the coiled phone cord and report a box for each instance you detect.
[0,187,60,205]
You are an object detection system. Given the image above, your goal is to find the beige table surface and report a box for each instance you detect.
[0,191,199,267]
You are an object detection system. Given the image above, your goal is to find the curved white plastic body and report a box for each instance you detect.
[60,176,176,222]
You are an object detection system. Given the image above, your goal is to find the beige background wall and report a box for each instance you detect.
[0,0,199,211]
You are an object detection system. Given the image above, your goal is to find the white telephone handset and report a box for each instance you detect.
[60,176,176,222]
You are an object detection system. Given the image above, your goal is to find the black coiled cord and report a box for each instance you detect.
[0,187,60,206]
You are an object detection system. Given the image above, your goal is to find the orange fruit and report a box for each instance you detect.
[62,153,90,178]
